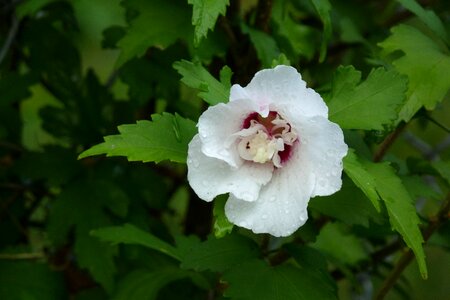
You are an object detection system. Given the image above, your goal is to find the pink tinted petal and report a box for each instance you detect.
[291,116,348,197]
[225,148,314,237]
[230,84,270,117]
[245,65,328,118]
[198,99,258,167]
[187,135,274,202]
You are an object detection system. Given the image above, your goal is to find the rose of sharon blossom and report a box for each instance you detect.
[187,65,348,237]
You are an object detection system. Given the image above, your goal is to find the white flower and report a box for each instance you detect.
[187,65,348,237]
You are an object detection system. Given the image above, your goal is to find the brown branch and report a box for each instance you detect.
[373,122,407,162]
[0,16,19,67]
[219,16,240,66]
[0,252,45,260]
[268,248,290,266]
[374,193,450,300]
[255,0,273,32]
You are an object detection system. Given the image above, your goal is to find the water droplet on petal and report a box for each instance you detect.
[193,160,200,168]
[318,179,326,187]
[269,196,276,202]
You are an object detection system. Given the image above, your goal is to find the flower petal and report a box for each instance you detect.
[243,65,328,118]
[198,99,259,167]
[225,148,314,237]
[230,84,250,101]
[188,135,274,202]
[291,115,348,197]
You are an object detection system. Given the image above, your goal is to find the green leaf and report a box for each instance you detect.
[312,223,367,265]
[283,244,336,289]
[241,24,280,68]
[116,0,191,67]
[342,152,428,277]
[432,160,450,185]
[272,2,317,60]
[328,66,408,130]
[379,24,450,121]
[343,149,381,211]
[310,178,382,227]
[180,234,259,272]
[396,0,448,44]
[0,73,36,106]
[0,260,66,300]
[213,195,234,238]
[173,60,231,105]
[91,224,181,261]
[310,0,332,62]
[271,53,291,67]
[188,0,229,46]
[113,268,191,300]
[16,0,56,18]
[283,245,328,272]
[14,146,81,186]
[402,175,442,201]
[78,113,196,164]
[223,260,337,300]
[47,180,129,291]
[102,26,126,49]
[364,162,427,278]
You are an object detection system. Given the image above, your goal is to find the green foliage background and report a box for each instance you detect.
[1,0,449,299]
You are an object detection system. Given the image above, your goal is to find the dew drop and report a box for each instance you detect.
[318,179,326,187]
[193,160,200,168]
[269,196,276,202]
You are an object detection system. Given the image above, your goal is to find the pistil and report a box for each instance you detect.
[235,111,298,167]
